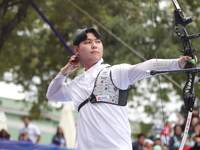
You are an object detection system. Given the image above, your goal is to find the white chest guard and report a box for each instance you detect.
[78,66,129,112]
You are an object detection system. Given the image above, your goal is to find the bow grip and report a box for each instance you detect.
[183,52,195,69]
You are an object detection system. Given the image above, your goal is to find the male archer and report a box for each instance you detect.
[46,27,196,150]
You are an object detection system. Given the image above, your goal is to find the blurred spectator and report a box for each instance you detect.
[148,125,162,141]
[0,129,10,140]
[178,104,199,131]
[160,122,172,146]
[191,121,200,141]
[192,104,200,118]
[52,127,66,148]
[153,145,162,150]
[153,134,167,150]
[160,122,172,136]
[132,133,146,150]
[190,135,200,150]
[142,139,154,150]
[189,117,199,136]
[168,124,182,150]
[19,131,32,143]
[18,116,41,143]
[161,130,171,146]
[180,133,194,150]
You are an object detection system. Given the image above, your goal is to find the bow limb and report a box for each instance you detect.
[179,111,192,150]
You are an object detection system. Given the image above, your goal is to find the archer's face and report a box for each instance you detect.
[74,32,103,69]
[23,118,30,126]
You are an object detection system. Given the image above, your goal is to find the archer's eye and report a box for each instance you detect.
[84,41,91,44]
[96,40,101,43]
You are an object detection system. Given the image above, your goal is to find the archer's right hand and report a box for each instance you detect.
[60,55,80,76]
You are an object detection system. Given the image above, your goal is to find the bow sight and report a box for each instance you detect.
[174,8,193,27]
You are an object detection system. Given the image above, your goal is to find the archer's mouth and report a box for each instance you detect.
[91,51,99,54]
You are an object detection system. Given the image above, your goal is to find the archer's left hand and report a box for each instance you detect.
[178,56,198,69]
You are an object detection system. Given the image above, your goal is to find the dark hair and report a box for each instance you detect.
[23,116,31,121]
[56,127,64,137]
[0,129,10,139]
[137,133,146,138]
[73,27,102,46]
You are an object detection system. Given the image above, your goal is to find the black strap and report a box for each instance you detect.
[78,64,107,112]
[78,98,89,112]
[78,94,96,112]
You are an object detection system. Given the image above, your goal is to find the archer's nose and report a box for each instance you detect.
[91,42,97,49]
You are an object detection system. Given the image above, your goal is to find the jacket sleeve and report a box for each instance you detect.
[46,72,72,102]
[128,59,180,85]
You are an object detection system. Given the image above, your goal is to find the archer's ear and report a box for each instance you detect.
[74,46,79,55]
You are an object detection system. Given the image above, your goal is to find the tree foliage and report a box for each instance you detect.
[0,0,29,50]
[1,0,200,125]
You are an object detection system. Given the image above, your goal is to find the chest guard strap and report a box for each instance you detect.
[78,66,129,112]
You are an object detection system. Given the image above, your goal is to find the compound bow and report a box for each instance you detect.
[147,1,200,150]
[172,0,200,149]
